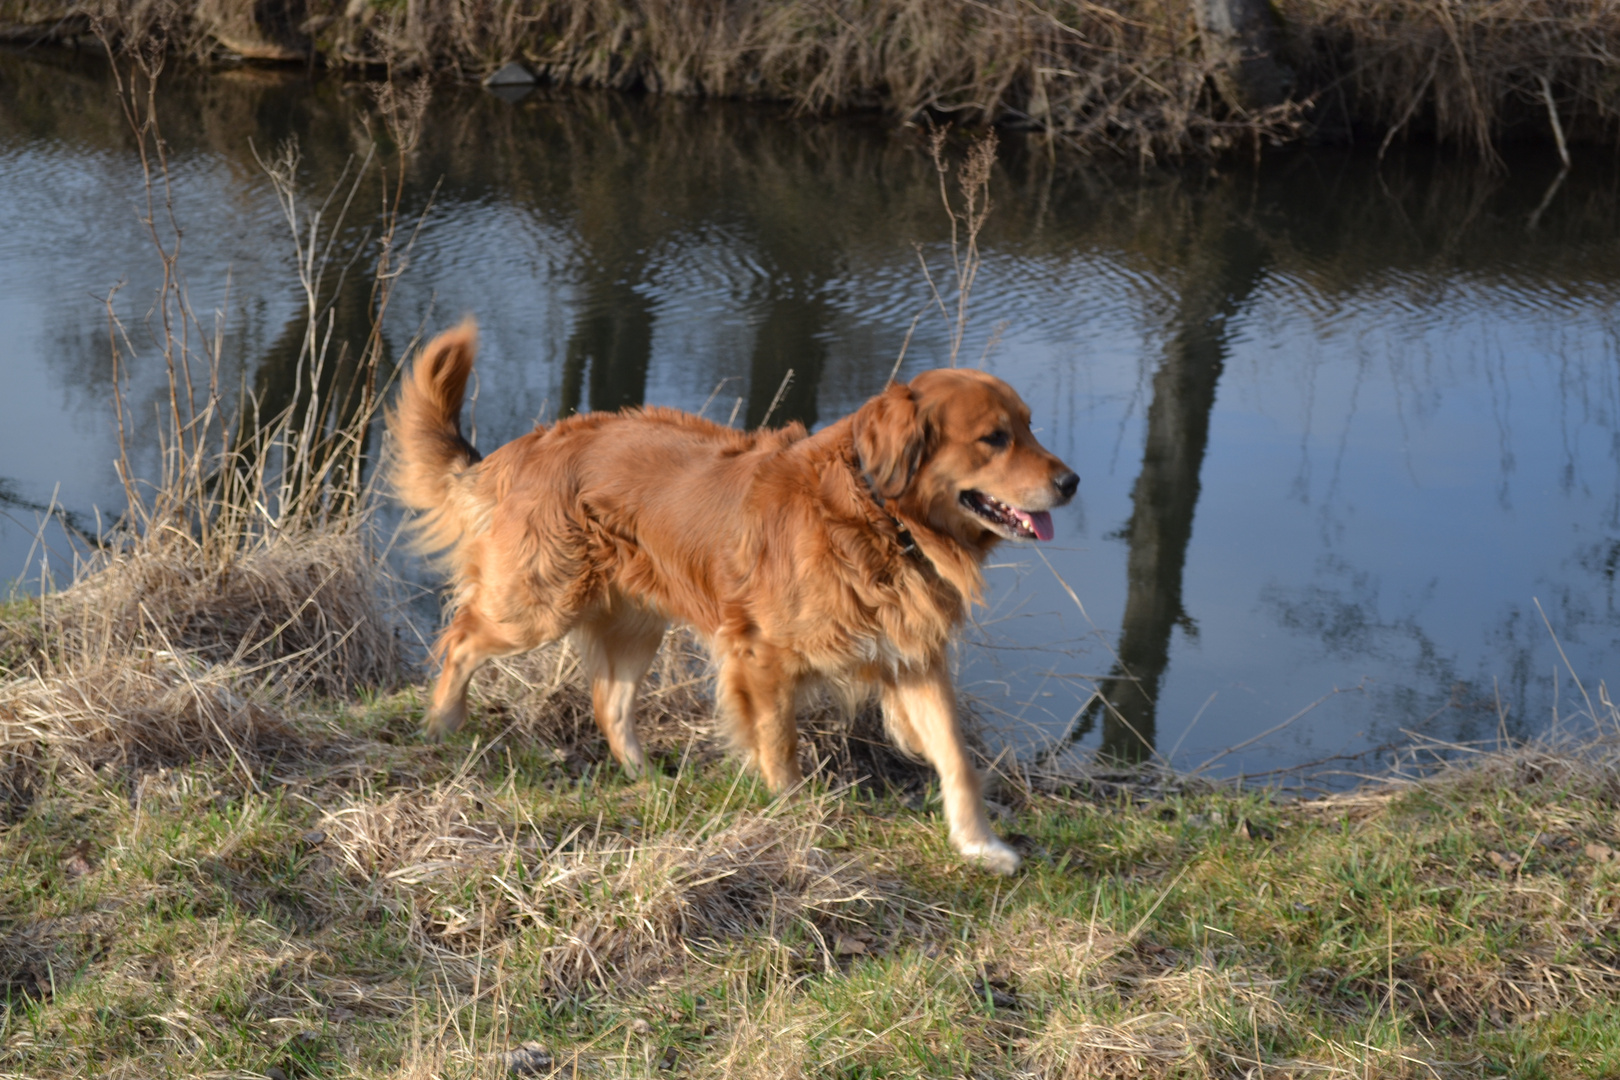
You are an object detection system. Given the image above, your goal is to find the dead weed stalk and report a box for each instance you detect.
[915,127,998,369]
[0,45,434,778]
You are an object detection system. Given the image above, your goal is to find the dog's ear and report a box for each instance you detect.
[853,382,927,500]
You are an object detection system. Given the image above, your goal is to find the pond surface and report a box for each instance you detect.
[5,46,1620,779]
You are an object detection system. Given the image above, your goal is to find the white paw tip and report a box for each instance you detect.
[959,838,1022,876]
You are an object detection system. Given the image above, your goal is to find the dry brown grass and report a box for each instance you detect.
[1282,0,1620,161]
[316,774,924,999]
[0,41,418,796]
[1028,1012,1211,1080]
[22,531,397,692]
[0,653,289,780]
[0,514,397,791]
[48,0,1620,159]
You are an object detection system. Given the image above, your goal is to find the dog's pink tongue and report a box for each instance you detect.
[1011,508,1056,541]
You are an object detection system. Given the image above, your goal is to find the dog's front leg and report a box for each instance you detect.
[717,640,803,793]
[883,664,1020,875]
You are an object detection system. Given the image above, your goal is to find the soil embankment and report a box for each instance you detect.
[4,0,1618,159]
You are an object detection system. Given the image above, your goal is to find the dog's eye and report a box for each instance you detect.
[980,430,1010,450]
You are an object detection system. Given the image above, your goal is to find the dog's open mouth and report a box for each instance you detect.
[960,490,1054,541]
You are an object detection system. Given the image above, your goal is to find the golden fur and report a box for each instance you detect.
[388,319,1077,873]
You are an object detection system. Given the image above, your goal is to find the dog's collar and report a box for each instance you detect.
[890,515,922,560]
[859,468,923,562]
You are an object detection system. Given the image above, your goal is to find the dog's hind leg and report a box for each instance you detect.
[574,606,668,777]
[883,662,1019,875]
[426,605,528,740]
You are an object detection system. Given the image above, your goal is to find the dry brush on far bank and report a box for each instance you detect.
[11,0,1620,160]
[18,0,1300,159]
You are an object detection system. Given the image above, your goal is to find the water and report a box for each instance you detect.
[5,46,1620,778]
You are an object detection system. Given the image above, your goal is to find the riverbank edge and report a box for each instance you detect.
[3,0,1617,161]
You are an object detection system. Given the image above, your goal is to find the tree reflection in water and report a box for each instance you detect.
[1057,201,1268,762]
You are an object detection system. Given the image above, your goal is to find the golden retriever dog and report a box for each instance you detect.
[389,319,1077,873]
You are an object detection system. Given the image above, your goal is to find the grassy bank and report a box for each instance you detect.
[7,0,1620,159]
[3,575,1620,1077]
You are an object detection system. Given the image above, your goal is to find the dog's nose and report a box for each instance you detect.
[1055,471,1079,501]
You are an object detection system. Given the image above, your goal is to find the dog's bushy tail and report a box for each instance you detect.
[387,318,486,557]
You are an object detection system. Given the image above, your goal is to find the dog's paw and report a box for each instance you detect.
[958,837,1022,876]
[422,710,462,742]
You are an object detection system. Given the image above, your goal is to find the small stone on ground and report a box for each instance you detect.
[505,1041,554,1075]
[485,61,536,87]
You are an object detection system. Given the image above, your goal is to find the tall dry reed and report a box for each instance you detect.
[0,42,432,778]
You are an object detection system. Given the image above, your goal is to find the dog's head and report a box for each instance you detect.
[853,369,1078,548]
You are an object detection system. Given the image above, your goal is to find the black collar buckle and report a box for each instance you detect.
[891,517,921,559]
